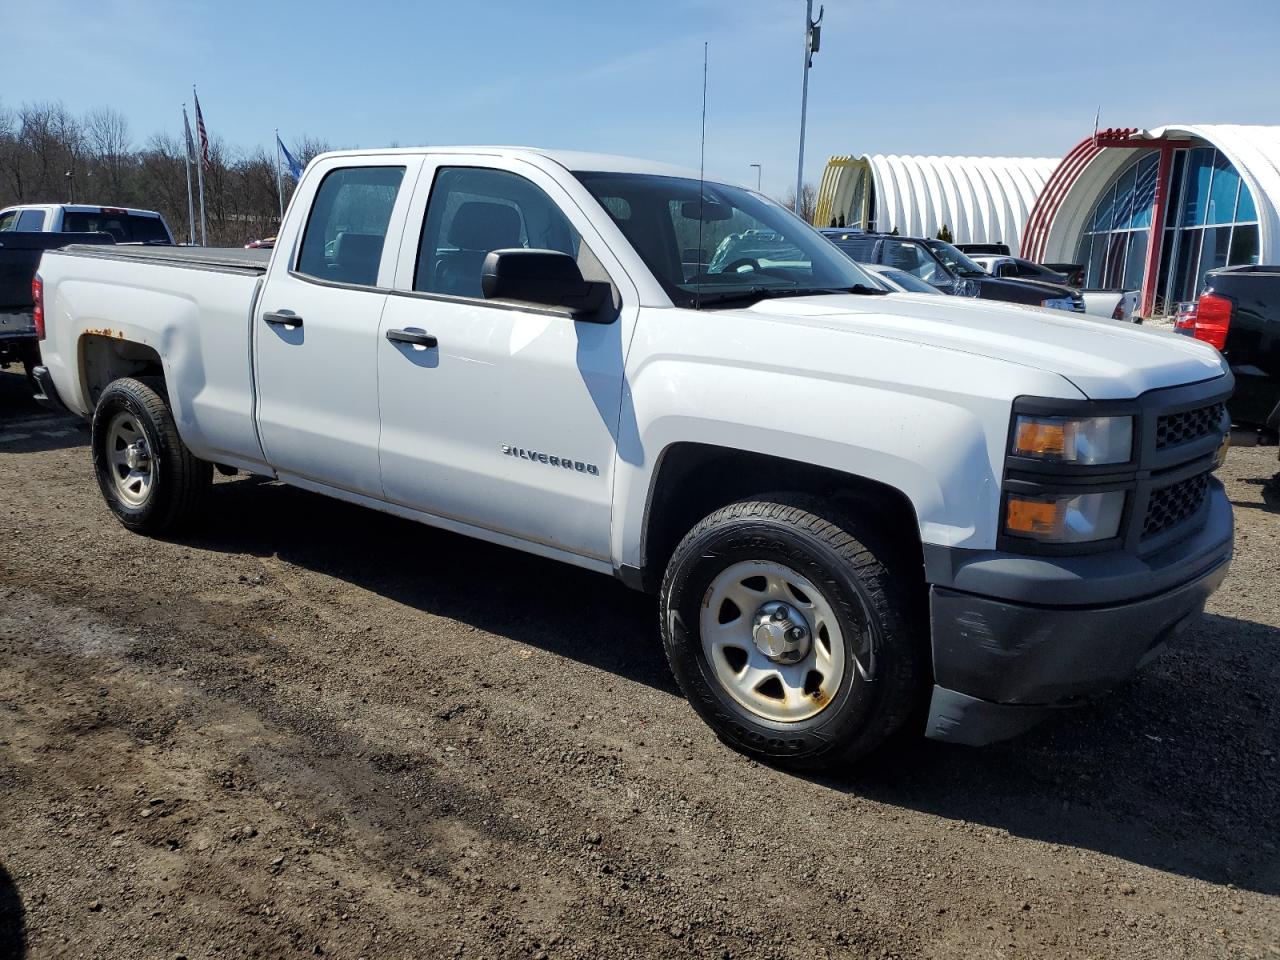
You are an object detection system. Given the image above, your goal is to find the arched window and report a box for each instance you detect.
[1075,147,1259,313]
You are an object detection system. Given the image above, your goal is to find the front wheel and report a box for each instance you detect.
[660,494,927,770]
[91,377,211,534]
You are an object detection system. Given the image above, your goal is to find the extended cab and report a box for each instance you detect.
[33,147,1235,768]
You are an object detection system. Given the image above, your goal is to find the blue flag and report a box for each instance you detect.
[277,135,303,180]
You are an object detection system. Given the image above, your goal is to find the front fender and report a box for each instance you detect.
[611,317,1085,569]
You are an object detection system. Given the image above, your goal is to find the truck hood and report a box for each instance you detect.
[739,293,1228,399]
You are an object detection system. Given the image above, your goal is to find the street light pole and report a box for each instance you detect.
[795,0,823,220]
[749,163,762,192]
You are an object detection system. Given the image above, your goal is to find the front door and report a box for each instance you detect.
[879,238,954,291]
[255,159,416,497]
[376,158,632,561]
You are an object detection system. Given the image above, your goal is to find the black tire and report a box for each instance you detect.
[660,494,928,770]
[91,376,211,534]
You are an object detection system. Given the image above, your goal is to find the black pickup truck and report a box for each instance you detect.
[1176,264,1280,437]
[0,231,114,385]
[821,230,1084,312]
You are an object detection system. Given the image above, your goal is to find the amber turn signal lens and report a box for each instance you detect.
[1014,420,1067,458]
[1010,414,1133,465]
[1005,496,1064,536]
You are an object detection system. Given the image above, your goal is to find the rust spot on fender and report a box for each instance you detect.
[83,327,124,339]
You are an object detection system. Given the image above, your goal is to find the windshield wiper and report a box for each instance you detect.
[694,284,886,309]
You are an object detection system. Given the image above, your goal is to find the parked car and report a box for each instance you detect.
[0,204,173,245]
[955,242,1011,257]
[969,254,1140,322]
[1174,264,1280,438]
[821,229,1084,312]
[0,230,114,386]
[863,263,942,294]
[34,146,1233,769]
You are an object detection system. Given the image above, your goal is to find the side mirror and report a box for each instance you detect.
[996,262,1018,278]
[481,249,611,317]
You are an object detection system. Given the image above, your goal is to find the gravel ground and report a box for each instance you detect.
[1,364,1278,959]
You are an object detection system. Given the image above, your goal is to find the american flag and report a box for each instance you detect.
[194,90,211,171]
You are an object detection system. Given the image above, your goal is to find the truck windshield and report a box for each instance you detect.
[62,211,170,244]
[574,171,878,308]
[924,239,988,278]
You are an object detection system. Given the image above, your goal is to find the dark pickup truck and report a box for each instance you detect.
[0,231,114,385]
[822,230,1085,313]
[1175,265,1280,437]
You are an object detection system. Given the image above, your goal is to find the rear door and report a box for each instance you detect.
[254,156,419,497]
[376,155,635,561]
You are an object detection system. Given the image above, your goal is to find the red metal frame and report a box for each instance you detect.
[1139,142,1177,318]
[1022,128,1193,318]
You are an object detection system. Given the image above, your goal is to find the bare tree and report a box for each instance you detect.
[84,106,132,198]
[780,182,819,225]
[0,100,354,248]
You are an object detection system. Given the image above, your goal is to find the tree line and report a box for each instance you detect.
[0,100,329,246]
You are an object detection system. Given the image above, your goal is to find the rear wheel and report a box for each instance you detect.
[660,494,927,770]
[91,377,211,533]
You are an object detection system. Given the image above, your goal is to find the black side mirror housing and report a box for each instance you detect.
[996,262,1018,278]
[480,248,611,318]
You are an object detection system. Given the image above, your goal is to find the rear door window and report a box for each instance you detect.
[296,166,406,286]
[16,209,45,231]
[0,211,19,232]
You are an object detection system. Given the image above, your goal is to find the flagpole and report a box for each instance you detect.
[274,129,285,221]
[193,85,208,245]
[182,105,196,246]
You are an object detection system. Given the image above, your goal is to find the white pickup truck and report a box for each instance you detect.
[32,147,1235,769]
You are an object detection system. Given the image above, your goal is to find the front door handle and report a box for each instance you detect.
[385,328,438,348]
[263,311,303,329]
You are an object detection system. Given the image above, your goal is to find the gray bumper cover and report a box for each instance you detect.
[923,483,1233,746]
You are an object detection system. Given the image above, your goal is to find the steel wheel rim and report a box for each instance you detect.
[105,411,155,507]
[699,560,853,723]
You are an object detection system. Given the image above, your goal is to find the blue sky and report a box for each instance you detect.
[5,0,1279,196]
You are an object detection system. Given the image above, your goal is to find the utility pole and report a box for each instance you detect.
[795,0,823,220]
[749,163,762,192]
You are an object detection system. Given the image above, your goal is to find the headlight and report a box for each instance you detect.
[1012,415,1133,465]
[1004,490,1125,543]
[1040,296,1075,311]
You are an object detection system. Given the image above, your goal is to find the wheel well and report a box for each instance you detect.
[80,335,163,407]
[639,443,923,592]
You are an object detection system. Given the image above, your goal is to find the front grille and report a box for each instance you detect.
[1156,402,1225,450]
[1143,473,1209,540]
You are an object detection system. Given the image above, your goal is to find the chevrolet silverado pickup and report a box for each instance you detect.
[33,147,1234,768]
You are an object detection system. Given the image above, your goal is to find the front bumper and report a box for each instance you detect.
[923,482,1233,746]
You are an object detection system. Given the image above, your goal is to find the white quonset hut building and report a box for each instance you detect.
[813,153,1059,253]
[817,124,1280,318]
[1021,124,1280,317]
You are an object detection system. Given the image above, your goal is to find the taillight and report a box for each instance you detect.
[1111,300,1125,321]
[1173,301,1197,334]
[32,275,44,340]
[1192,291,1232,351]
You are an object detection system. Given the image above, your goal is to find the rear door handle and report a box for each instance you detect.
[386,328,438,348]
[263,311,303,328]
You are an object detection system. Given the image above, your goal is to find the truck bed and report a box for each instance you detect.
[57,244,271,275]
